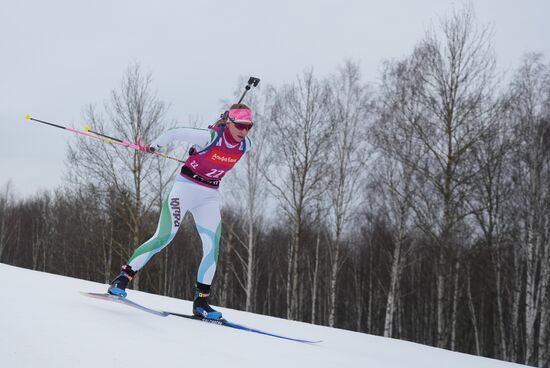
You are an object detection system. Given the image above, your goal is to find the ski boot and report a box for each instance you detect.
[193,283,223,320]
[107,265,136,298]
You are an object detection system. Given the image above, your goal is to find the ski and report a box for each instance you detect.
[80,291,321,343]
[80,291,169,317]
[166,311,322,344]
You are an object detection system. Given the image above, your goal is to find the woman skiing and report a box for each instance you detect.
[107,103,254,320]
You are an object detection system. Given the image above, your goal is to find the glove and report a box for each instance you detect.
[136,139,160,153]
[148,143,161,153]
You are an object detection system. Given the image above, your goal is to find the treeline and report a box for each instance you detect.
[1,7,549,367]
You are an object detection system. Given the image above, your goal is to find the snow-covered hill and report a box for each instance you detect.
[0,263,528,368]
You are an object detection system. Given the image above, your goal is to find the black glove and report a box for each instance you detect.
[148,144,161,153]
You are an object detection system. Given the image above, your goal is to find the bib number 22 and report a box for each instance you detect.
[205,169,225,178]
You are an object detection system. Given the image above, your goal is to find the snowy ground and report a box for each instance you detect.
[0,263,529,368]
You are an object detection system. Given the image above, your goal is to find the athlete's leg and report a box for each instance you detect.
[189,190,222,285]
[127,177,189,271]
[189,189,223,319]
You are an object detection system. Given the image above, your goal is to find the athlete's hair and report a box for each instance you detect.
[213,103,251,127]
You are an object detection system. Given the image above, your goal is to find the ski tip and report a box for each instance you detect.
[79,290,101,297]
[25,114,31,121]
[84,126,90,132]
[79,290,112,298]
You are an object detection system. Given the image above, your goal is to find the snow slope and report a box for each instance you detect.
[0,263,528,368]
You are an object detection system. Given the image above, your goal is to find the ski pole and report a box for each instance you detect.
[82,126,185,163]
[24,115,185,163]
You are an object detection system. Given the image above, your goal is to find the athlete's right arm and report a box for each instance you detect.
[149,127,214,151]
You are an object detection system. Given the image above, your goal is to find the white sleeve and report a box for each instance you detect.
[150,127,214,150]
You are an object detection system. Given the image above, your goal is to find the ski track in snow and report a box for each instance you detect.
[0,263,528,368]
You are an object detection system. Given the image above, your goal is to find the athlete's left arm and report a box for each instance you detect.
[149,127,213,151]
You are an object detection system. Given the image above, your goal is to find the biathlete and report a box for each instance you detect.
[107,103,253,320]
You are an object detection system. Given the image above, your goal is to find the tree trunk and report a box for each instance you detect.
[311,230,320,324]
[328,241,340,327]
[384,238,402,337]
[525,215,539,365]
[450,260,460,351]
[245,212,255,312]
[220,228,234,307]
[466,265,482,355]
[538,214,550,368]
[287,219,301,320]
[494,249,508,360]
[436,251,447,348]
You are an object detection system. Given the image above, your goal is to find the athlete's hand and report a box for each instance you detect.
[136,139,160,153]
[148,143,161,153]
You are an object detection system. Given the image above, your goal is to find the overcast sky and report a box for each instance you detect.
[1,0,549,197]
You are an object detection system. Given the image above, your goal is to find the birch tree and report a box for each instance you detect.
[507,53,550,366]
[67,62,173,289]
[467,99,513,359]
[264,70,331,320]
[373,54,426,337]
[325,61,371,327]
[0,181,16,261]
[224,85,271,312]
[408,6,499,347]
